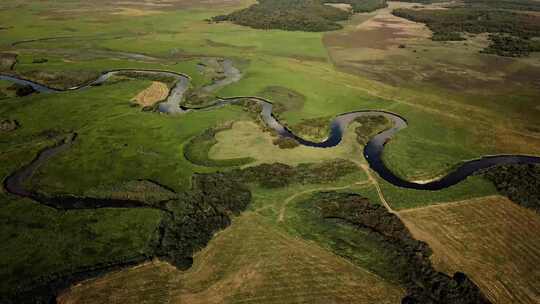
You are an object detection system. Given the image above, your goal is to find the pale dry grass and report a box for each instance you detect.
[111,8,163,16]
[209,121,364,166]
[57,260,177,304]
[400,196,540,304]
[59,213,404,303]
[131,81,169,107]
[324,3,352,12]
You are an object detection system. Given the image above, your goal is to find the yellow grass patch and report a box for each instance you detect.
[112,7,163,16]
[399,196,540,304]
[59,213,404,303]
[131,81,169,107]
[209,120,365,166]
[324,3,352,12]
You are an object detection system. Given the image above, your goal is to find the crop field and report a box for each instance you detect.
[400,196,540,304]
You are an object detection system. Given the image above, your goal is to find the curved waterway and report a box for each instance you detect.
[3,133,161,209]
[2,67,540,191]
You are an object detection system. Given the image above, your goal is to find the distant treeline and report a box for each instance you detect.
[464,0,540,11]
[212,0,387,32]
[392,7,540,56]
[393,0,540,9]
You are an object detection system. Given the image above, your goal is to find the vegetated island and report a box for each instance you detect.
[212,0,387,32]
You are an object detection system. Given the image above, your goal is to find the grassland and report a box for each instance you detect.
[0,132,164,296]
[0,80,17,99]
[59,212,405,304]
[3,0,538,180]
[210,120,365,166]
[378,174,498,210]
[400,196,540,304]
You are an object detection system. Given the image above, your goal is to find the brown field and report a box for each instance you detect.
[323,2,540,92]
[35,0,253,20]
[399,196,540,304]
[323,1,540,158]
[131,81,169,107]
[59,212,404,304]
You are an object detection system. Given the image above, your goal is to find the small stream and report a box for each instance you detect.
[2,64,540,191]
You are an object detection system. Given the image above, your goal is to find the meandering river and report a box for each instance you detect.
[2,63,539,192]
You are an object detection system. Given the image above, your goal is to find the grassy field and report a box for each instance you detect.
[400,196,540,304]
[0,133,164,295]
[378,174,498,210]
[210,120,366,166]
[1,80,253,195]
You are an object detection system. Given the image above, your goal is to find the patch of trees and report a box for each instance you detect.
[392,8,540,56]
[155,173,252,269]
[482,34,540,57]
[228,159,359,188]
[481,163,540,212]
[32,58,48,64]
[212,0,351,32]
[7,83,36,97]
[311,191,492,304]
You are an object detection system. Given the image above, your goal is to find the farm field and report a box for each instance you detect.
[59,212,405,304]
[1,0,539,303]
[400,196,540,304]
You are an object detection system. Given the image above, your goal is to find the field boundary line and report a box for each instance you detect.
[398,195,505,214]
[358,163,396,214]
